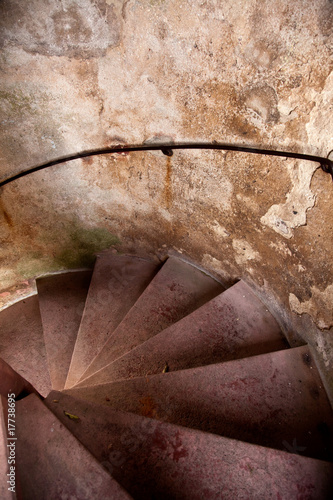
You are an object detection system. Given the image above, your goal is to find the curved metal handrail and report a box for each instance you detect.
[0,142,332,188]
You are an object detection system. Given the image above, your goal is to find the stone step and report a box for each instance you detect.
[65,345,333,462]
[15,394,133,500]
[0,296,51,397]
[36,270,92,390]
[78,257,224,382]
[76,280,287,388]
[45,391,333,500]
[0,358,38,399]
[65,254,159,388]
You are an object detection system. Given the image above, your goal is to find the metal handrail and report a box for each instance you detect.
[0,142,332,188]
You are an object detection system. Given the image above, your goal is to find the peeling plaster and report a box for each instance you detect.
[232,239,261,266]
[208,221,231,239]
[260,160,317,239]
[201,254,234,284]
[306,71,333,152]
[289,285,333,330]
[269,241,293,257]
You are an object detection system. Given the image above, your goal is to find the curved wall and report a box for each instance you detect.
[0,0,332,392]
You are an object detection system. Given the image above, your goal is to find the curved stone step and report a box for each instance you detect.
[16,394,133,500]
[0,358,38,399]
[37,270,92,390]
[45,391,333,500]
[64,345,333,462]
[76,280,287,388]
[0,296,51,397]
[65,254,159,388]
[78,256,224,382]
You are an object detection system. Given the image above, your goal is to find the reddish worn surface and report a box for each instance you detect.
[65,254,159,388]
[0,296,51,397]
[79,257,224,381]
[37,270,92,390]
[65,345,333,462]
[76,280,287,387]
[45,391,333,500]
[16,394,132,500]
[0,358,38,399]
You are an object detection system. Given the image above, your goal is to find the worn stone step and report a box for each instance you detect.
[78,257,224,382]
[45,391,333,500]
[0,296,51,397]
[65,254,159,388]
[36,270,92,390]
[15,394,133,500]
[76,280,287,387]
[0,358,38,399]
[65,345,333,462]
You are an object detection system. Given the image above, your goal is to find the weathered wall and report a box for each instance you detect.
[0,1,332,390]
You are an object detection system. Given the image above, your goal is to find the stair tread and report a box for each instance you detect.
[65,345,333,462]
[0,397,15,499]
[79,256,224,382]
[45,391,333,500]
[65,254,159,388]
[16,394,133,500]
[0,358,37,399]
[76,280,287,387]
[0,296,52,397]
[37,270,92,391]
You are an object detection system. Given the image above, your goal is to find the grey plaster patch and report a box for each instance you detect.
[232,239,261,266]
[243,84,279,125]
[0,0,121,58]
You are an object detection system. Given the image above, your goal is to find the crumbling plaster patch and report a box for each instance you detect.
[232,239,261,266]
[306,70,333,153]
[0,0,122,58]
[289,285,333,330]
[260,160,317,238]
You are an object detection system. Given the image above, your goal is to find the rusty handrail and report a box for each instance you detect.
[0,142,332,188]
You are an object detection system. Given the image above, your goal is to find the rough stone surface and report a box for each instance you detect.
[75,280,287,388]
[45,391,333,500]
[0,1,332,389]
[0,296,52,396]
[16,394,132,500]
[65,345,333,463]
[37,270,92,390]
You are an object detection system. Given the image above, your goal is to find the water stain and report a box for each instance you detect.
[164,156,172,209]
[0,199,13,227]
[139,395,158,418]
[302,352,312,366]
[3,210,13,227]
[309,384,320,401]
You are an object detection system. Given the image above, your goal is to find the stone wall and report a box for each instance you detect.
[0,0,332,395]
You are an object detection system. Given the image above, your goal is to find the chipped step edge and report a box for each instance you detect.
[0,268,92,313]
[157,248,228,289]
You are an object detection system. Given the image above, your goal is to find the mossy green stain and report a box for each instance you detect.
[54,225,120,268]
[17,225,120,279]
[0,89,49,116]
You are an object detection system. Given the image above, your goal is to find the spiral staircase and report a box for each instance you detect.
[1,252,333,499]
